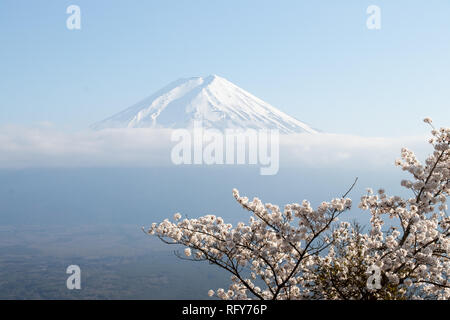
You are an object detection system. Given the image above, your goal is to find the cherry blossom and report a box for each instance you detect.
[145,120,449,300]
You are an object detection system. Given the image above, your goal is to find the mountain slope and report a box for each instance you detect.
[92,75,318,134]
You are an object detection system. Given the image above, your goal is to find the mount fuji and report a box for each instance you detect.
[92,75,318,134]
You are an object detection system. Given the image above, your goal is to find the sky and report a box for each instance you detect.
[0,0,449,136]
[1,1,448,301]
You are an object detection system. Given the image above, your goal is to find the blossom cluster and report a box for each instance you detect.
[147,190,352,299]
[309,119,449,299]
[145,119,449,300]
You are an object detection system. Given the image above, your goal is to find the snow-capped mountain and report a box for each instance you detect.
[92,75,318,134]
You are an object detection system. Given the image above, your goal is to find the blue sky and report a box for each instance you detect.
[0,0,449,136]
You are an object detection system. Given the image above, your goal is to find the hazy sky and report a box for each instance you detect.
[0,0,449,136]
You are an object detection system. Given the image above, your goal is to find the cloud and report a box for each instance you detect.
[0,125,173,168]
[0,124,432,170]
[279,133,430,168]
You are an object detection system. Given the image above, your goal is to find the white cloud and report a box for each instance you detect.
[279,133,430,168]
[0,125,173,168]
[0,125,432,170]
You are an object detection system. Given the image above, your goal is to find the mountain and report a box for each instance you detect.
[92,75,318,134]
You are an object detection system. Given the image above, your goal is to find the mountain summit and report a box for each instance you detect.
[92,75,318,134]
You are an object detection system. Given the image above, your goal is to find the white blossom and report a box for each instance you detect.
[174,213,182,221]
[146,120,450,300]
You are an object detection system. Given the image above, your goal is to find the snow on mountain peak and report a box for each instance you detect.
[92,75,318,134]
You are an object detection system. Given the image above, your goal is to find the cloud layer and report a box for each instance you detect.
[0,124,431,170]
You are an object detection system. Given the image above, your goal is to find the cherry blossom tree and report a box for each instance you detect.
[145,119,449,300]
